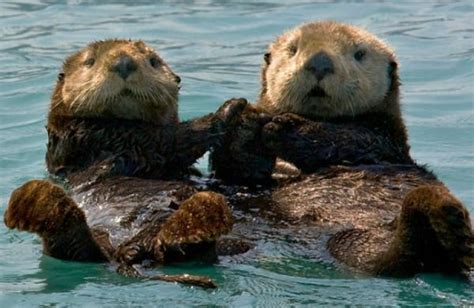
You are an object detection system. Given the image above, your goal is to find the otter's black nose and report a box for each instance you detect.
[305,52,334,81]
[112,55,137,80]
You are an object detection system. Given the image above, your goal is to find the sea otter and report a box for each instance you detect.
[211,21,474,277]
[4,39,248,288]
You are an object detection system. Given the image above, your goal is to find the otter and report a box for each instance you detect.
[210,21,473,277]
[4,39,248,288]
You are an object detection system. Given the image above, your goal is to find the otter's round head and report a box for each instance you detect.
[259,21,399,119]
[51,39,181,124]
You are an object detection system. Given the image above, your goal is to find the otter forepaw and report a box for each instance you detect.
[4,180,86,235]
[272,113,308,128]
[215,97,248,126]
[262,113,307,143]
[262,120,289,152]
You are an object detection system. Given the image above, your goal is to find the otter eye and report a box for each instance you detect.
[84,58,95,67]
[288,45,298,57]
[57,72,65,81]
[354,50,366,62]
[150,57,161,68]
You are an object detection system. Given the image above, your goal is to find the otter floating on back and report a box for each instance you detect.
[4,39,248,288]
[211,21,474,277]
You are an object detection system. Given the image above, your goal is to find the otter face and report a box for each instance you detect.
[55,39,180,123]
[260,21,398,119]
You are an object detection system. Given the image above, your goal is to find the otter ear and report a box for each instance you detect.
[264,52,271,65]
[174,74,181,84]
[388,61,397,76]
[57,72,65,82]
[388,60,398,88]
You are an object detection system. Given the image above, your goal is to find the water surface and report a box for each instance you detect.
[0,1,473,306]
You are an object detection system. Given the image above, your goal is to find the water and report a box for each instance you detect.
[0,0,473,306]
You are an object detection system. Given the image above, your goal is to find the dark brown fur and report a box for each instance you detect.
[258,49,410,158]
[5,40,249,288]
[210,22,474,277]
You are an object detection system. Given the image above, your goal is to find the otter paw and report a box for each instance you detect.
[215,97,248,126]
[262,121,287,151]
[262,113,312,153]
[158,192,233,247]
[4,180,86,235]
[262,113,306,140]
[272,113,308,128]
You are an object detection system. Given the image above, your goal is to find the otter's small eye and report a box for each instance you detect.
[150,57,161,68]
[288,45,298,56]
[84,58,95,67]
[57,72,65,81]
[354,50,366,62]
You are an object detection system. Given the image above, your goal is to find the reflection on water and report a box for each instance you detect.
[0,0,473,306]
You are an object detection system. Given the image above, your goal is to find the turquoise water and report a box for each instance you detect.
[1,0,473,306]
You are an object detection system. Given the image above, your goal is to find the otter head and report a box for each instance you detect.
[51,39,181,124]
[259,21,400,119]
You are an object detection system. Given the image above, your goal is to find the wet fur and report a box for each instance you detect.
[5,40,247,287]
[211,21,474,276]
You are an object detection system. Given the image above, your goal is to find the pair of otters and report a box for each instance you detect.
[5,21,474,288]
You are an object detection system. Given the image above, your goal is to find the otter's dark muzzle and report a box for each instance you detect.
[305,52,334,81]
[112,55,138,80]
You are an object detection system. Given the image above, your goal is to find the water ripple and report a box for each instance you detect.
[0,0,473,306]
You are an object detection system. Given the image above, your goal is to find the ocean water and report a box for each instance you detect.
[0,0,473,306]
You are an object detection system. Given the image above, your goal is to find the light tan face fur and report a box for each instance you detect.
[55,40,180,123]
[261,21,397,119]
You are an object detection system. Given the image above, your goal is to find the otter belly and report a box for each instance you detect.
[224,164,439,263]
[269,164,437,229]
[72,177,196,248]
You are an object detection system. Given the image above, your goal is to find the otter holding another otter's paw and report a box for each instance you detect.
[211,21,473,276]
[4,39,248,288]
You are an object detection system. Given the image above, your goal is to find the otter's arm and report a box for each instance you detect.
[262,113,413,173]
[172,98,249,170]
[210,104,276,185]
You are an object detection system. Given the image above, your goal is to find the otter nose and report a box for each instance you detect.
[112,55,137,80]
[305,52,334,81]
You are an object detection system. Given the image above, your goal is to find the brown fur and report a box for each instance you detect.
[211,21,474,277]
[5,40,249,288]
[258,21,409,155]
[50,39,179,125]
